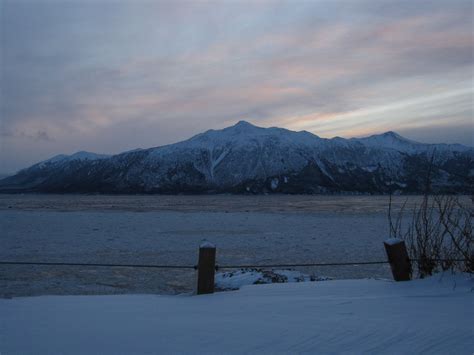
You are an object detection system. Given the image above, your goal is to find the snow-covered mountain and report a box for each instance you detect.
[1,121,472,194]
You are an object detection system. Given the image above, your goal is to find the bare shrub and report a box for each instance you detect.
[388,195,473,278]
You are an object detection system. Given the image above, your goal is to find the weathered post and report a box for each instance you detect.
[197,240,216,295]
[384,238,412,281]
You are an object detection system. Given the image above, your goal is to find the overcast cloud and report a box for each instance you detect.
[1,0,472,173]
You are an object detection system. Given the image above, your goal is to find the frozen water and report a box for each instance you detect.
[1,194,470,297]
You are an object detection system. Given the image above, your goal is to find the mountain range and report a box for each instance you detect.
[1,121,472,194]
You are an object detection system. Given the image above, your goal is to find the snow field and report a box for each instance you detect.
[1,273,472,354]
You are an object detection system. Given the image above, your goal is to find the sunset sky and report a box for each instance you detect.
[1,0,473,173]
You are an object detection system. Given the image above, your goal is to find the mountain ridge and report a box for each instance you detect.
[1,121,472,194]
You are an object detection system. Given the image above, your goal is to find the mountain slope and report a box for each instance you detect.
[1,121,472,194]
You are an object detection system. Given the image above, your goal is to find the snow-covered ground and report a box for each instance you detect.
[1,273,472,354]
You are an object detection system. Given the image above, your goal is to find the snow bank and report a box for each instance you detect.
[215,268,330,290]
[1,273,472,354]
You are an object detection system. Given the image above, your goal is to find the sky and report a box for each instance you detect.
[1,0,473,173]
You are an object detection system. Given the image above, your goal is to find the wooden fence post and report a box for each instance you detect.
[384,238,412,281]
[197,241,216,295]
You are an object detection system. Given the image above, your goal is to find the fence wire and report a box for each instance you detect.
[0,259,467,270]
[0,261,195,269]
[1,260,390,270]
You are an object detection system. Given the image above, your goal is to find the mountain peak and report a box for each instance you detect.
[362,131,413,143]
[381,131,403,139]
[220,120,263,135]
[235,120,252,126]
[354,131,426,153]
[232,120,259,130]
